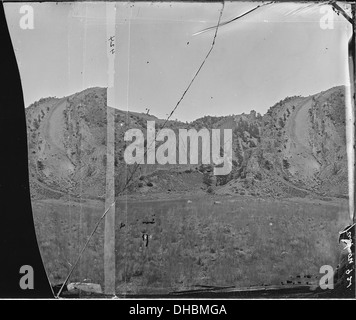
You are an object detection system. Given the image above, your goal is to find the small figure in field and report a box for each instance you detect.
[142,233,149,247]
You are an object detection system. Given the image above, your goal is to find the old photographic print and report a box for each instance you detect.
[1,0,355,300]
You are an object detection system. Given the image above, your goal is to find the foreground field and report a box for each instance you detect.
[33,194,349,295]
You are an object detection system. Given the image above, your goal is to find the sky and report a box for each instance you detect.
[4,1,352,122]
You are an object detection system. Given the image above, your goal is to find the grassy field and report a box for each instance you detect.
[32,195,349,295]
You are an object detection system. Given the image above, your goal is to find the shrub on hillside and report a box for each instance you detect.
[207,186,214,194]
[37,160,44,171]
[282,159,290,169]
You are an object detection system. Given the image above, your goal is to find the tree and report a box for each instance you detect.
[33,119,40,130]
[203,172,213,186]
[37,160,44,171]
[282,159,290,169]
[278,118,285,128]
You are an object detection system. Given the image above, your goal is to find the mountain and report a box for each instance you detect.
[25,86,348,200]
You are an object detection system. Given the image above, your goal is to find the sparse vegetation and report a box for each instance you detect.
[26,86,349,295]
[33,196,348,293]
[282,159,290,169]
[207,186,214,193]
[37,160,44,171]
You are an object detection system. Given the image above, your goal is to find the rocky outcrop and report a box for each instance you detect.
[26,86,348,200]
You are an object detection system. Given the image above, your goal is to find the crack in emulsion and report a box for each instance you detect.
[117,1,226,194]
[102,0,226,195]
[56,2,225,298]
[193,1,274,36]
[56,1,356,297]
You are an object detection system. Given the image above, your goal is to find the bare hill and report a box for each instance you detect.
[26,86,348,200]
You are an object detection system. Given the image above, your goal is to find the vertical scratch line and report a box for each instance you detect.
[124,2,132,298]
[56,2,225,297]
[104,1,116,296]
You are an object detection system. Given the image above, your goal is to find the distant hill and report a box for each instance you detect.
[26,86,348,200]
[215,86,348,199]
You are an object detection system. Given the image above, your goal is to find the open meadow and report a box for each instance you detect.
[32,194,349,295]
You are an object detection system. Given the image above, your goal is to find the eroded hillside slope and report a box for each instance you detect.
[26,86,348,200]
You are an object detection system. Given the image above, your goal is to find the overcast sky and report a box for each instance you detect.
[5,1,352,122]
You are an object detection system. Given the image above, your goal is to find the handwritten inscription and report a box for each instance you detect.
[108,36,115,54]
[345,230,354,289]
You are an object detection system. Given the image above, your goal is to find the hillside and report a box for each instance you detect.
[221,86,348,199]
[26,86,350,293]
[25,86,348,201]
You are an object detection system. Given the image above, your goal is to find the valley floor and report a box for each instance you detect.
[32,193,350,295]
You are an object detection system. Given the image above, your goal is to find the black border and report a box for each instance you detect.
[0,1,53,298]
[0,0,354,301]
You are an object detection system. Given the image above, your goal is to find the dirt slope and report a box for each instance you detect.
[26,86,348,200]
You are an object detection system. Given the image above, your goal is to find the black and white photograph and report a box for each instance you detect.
[0,0,355,301]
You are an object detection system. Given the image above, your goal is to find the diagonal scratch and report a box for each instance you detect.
[114,0,226,195]
[193,1,274,36]
[162,1,225,126]
[56,2,225,298]
[330,1,353,25]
